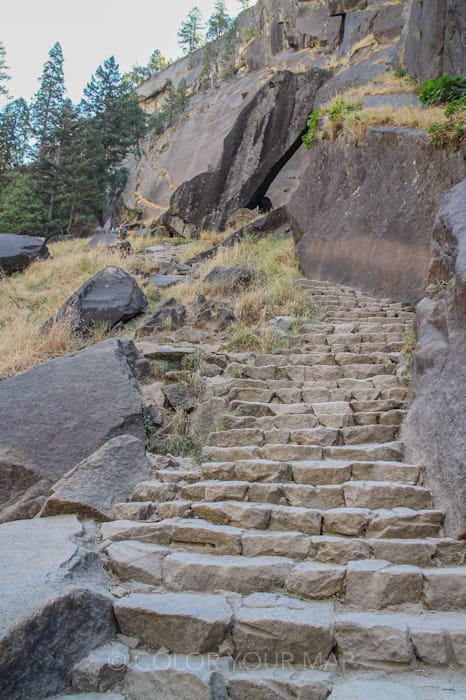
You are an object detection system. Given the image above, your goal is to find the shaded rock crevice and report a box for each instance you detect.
[162,67,330,237]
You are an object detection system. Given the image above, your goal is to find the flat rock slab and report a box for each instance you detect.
[135,342,197,361]
[0,515,115,699]
[114,592,233,654]
[0,233,49,274]
[149,274,191,287]
[122,652,227,700]
[228,668,332,700]
[41,435,152,521]
[0,338,145,523]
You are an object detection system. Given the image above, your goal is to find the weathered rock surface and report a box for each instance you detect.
[71,641,130,693]
[0,233,49,274]
[122,652,228,700]
[85,232,133,256]
[403,179,466,537]
[0,515,115,700]
[41,436,152,521]
[283,127,466,303]
[0,339,145,522]
[135,297,186,337]
[162,68,329,236]
[402,0,466,81]
[203,265,255,290]
[43,266,147,333]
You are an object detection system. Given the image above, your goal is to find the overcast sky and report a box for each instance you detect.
[2,0,245,105]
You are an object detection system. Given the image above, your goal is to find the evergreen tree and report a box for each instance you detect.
[80,56,147,224]
[207,0,233,42]
[28,42,68,235]
[29,42,66,159]
[177,7,205,54]
[0,172,47,234]
[0,41,10,97]
[0,98,30,175]
[148,49,168,75]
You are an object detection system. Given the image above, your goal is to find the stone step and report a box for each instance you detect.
[162,551,294,594]
[200,458,419,486]
[101,519,463,567]
[227,668,333,700]
[186,501,444,538]
[107,540,466,611]
[202,441,405,463]
[120,652,230,700]
[114,592,233,654]
[335,609,466,668]
[176,479,431,511]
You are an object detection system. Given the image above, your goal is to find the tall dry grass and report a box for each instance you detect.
[168,235,321,351]
[0,235,155,379]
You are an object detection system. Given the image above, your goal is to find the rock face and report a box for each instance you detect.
[402,0,466,81]
[85,232,133,256]
[0,338,145,522]
[282,127,466,304]
[162,68,329,236]
[403,180,466,537]
[0,515,115,700]
[0,233,49,274]
[43,266,147,333]
[41,435,152,521]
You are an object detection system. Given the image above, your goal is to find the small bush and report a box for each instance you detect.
[419,74,466,106]
[302,108,321,150]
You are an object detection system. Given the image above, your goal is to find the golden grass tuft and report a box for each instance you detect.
[167,235,321,348]
[340,104,446,140]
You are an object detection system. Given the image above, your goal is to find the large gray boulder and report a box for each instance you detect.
[42,435,152,521]
[0,233,49,274]
[0,515,115,700]
[43,266,147,333]
[0,338,146,523]
[281,126,466,304]
[403,180,466,537]
[162,68,329,237]
[403,0,466,81]
[85,232,133,256]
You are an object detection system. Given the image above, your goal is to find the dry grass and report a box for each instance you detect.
[326,33,379,71]
[343,72,418,98]
[340,104,446,140]
[0,234,158,379]
[0,232,321,376]
[168,235,321,347]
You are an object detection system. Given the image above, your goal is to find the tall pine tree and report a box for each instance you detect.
[29,42,68,235]
[207,1,233,42]
[177,7,205,54]
[0,98,30,176]
[80,56,147,224]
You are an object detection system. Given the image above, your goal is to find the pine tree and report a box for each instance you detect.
[177,7,205,54]
[80,56,147,224]
[207,0,233,42]
[28,42,68,235]
[148,49,168,75]
[29,42,66,159]
[0,172,47,235]
[0,98,30,175]
[0,41,11,97]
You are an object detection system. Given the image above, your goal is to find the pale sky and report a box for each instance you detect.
[1,0,245,105]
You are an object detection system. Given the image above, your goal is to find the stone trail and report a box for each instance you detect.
[61,280,466,699]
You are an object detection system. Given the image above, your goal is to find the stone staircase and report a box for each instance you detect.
[67,281,466,699]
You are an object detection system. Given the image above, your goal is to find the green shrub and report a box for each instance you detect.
[419,74,466,106]
[302,108,321,150]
